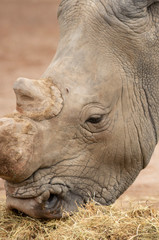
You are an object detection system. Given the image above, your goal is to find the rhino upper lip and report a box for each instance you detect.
[5,172,70,198]
[6,187,61,206]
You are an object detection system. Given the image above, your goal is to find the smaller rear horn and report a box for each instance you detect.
[13,78,63,121]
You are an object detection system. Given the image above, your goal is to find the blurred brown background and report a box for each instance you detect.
[0,0,159,204]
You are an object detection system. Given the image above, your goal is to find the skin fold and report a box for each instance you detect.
[0,0,158,219]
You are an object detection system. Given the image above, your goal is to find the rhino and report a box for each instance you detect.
[0,0,159,219]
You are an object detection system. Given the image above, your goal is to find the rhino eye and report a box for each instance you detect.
[86,115,103,124]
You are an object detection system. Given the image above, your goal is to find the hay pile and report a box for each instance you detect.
[0,200,159,240]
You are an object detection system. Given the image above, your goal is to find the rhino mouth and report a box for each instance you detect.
[6,193,64,219]
[6,183,86,219]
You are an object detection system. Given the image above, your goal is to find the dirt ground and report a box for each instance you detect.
[0,0,159,206]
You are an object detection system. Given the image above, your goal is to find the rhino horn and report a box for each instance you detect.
[0,117,41,182]
[13,78,63,121]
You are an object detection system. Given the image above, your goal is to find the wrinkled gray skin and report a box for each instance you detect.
[0,0,159,219]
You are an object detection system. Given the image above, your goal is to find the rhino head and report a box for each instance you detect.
[0,0,159,219]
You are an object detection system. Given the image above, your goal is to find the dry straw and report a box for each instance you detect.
[0,199,159,240]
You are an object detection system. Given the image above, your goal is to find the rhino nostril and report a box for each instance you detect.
[45,194,59,209]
